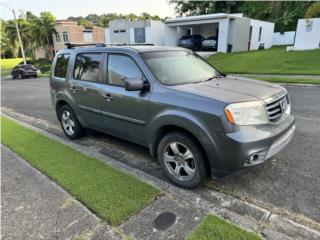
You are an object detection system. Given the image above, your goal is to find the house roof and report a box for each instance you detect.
[165,13,244,24]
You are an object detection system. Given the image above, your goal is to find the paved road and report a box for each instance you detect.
[2,77,320,223]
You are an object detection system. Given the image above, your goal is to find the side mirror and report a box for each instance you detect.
[124,78,146,91]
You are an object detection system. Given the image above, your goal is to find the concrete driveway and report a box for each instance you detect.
[1,77,320,224]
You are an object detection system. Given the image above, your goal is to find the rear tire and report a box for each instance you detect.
[157,131,207,188]
[60,105,86,139]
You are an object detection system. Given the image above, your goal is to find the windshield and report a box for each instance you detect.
[141,51,221,85]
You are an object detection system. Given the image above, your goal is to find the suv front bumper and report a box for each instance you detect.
[210,115,295,175]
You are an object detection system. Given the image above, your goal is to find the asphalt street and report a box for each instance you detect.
[2,77,320,223]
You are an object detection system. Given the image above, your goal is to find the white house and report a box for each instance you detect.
[272,31,295,46]
[165,13,275,53]
[105,19,164,45]
[288,18,320,50]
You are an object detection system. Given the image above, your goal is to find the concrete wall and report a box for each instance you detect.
[250,19,275,50]
[228,17,250,52]
[164,26,178,46]
[217,18,229,53]
[149,21,165,45]
[272,31,295,45]
[107,19,164,45]
[293,18,320,50]
[108,19,131,44]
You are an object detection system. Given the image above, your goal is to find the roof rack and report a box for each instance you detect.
[65,42,155,49]
[65,42,106,49]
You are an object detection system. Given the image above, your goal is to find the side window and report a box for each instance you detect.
[54,53,70,78]
[108,54,143,87]
[74,53,102,82]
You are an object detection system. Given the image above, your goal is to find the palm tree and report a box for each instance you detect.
[31,12,56,60]
[305,2,320,19]
[5,18,32,57]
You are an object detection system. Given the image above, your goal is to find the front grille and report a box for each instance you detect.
[265,94,289,122]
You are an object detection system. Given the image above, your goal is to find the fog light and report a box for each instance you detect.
[244,150,268,167]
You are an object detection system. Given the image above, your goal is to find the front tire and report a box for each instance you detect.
[157,131,207,188]
[60,105,86,139]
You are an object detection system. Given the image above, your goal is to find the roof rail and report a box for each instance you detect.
[105,43,155,46]
[64,42,155,49]
[64,42,106,49]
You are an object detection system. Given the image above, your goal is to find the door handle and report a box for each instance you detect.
[101,93,113,101]
[69,86,78,92]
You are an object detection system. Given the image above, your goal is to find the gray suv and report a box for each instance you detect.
[50,43,295,188]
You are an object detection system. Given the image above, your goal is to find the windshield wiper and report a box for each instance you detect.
[204,76,222,82]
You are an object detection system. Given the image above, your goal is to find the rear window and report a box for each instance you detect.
[74,53,102,82]
[54,54,70,78]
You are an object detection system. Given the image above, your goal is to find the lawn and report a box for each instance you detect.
[1,116,159,225]
[1,57,51,77]
[0,58,24,77]
[208,46,320,75]
[188,215,261,240]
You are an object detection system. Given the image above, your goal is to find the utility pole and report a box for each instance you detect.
[2,3,26,64]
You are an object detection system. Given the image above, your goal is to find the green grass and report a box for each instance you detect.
[188,215,261,240]
[1,116,159,225]
[208,46,320,75]
[0,57,51,77]
[1,58,24,77]
[255,77,320,85]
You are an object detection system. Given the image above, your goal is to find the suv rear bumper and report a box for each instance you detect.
[209,115,295,177]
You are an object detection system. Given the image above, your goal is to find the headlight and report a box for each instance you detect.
[225,101,268,125]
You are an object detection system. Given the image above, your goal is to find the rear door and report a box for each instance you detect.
[68,52,105,130]
[99,53,151,144]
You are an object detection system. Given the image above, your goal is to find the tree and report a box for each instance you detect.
[5,18,31,57]
[169,1,314,32]
[1,20,10,58]
[305,2,320,19]
[30,12,56,60]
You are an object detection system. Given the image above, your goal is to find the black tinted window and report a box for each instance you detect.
[108,54,143,86]
[74,53,102,82]
[54,54,70,78]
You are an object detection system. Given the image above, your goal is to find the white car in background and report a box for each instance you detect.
[202,36,217,51]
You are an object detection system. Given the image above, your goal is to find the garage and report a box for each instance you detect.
[164,13,274,53]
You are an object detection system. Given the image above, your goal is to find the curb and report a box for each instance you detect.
[2,113,320,240]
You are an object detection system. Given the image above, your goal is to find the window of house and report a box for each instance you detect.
[258,27,262,41]
[63,31,69,42]
[306,20,313,32]
[108,54,143,87]
[54,53,70,78]
[134,28,146,43]
[114,30,119,33]
[55,33,61,42]
[186,28,192,35]
[74,53,102,82]
[120,29,126,33]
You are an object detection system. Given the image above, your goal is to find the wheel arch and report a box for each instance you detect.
[148,113,220,176]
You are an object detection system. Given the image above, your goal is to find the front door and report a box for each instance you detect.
[99,53,151,144]
[69,52,105,130]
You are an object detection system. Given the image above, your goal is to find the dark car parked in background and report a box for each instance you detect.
[202,36,218,51]
[178,34,205,50]
[11,64,38,79]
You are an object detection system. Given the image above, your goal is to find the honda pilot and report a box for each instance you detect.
[50,43,295,188]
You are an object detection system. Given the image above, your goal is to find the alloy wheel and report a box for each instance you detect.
[163,142,196,181]
[61,110,75,136]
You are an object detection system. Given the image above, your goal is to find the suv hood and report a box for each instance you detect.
[170,76,286,103]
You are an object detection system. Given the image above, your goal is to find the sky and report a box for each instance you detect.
[1,0,177,20]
